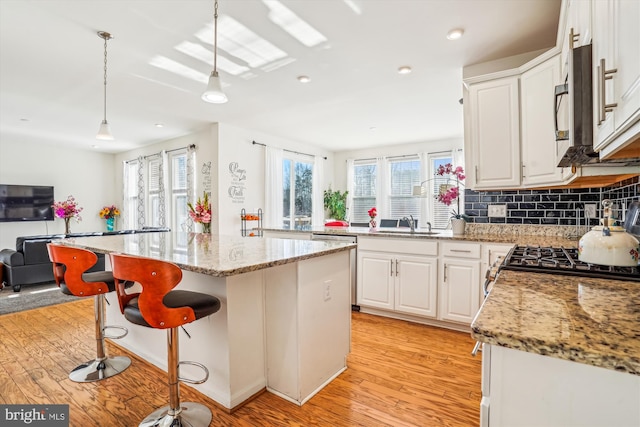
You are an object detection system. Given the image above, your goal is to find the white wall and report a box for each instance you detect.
[0,137,116,249]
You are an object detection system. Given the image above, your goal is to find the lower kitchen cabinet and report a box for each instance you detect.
[357,237,438,318]
[482,344,640,427]
[439,242,481,324]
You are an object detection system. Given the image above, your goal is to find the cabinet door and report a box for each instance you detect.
[521,55,565,186]
[439,258,481,324]
[357,251,394,310]
[593,0,639,153]
[468,77,521,189]
[395,255,437,318]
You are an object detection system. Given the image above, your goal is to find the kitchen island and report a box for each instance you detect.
[471,270,640,426]
[59,232,355,410]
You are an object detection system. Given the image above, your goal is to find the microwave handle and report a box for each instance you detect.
[554,83,569,141]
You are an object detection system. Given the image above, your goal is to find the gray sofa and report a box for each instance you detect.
[0,228,170,292]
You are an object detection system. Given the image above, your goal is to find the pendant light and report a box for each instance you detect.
[96,31,114,140]
[202,0,228,103]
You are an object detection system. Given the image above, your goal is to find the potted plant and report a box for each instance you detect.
[323,188,348,221]
[435,163,470,235]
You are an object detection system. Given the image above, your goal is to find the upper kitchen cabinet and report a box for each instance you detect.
[521,54,569,186]
[466,76,521,189]
[592,0,640,159]
[465,52,568,190]
[560,0,593,77]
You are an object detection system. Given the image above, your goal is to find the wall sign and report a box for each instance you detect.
[228,161,246,204]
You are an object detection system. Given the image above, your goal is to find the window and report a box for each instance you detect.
[123,148,190,233]
[428,153,454,229]
[388,158,420,222]
[351,161,376,223]
[282,155,313,229]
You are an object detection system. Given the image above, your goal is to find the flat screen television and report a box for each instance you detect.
[0,184,55,222]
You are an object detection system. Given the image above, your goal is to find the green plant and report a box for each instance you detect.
[323,188,348,220]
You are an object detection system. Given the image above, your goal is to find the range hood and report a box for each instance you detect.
[556,44,595,167]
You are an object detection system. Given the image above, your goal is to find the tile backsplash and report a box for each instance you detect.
[464,176,639,226]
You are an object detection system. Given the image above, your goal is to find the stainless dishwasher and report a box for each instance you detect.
[310,233,358,311]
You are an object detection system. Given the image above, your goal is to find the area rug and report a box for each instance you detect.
[0,284,78,315]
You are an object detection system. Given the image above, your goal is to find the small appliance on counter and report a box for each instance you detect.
[579,199,639,267]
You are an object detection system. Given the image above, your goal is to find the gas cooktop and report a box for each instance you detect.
[501,245,640,282]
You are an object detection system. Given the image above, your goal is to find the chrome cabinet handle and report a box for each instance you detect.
[395,259,399,277]
[599,58,618,124]
[475,165,478,184]
[390,259,394,276]
[450,249,471,253]
[444,264,448,282]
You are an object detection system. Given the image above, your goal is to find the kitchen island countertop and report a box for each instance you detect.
[471,269,640,376]
[60,231,356,277]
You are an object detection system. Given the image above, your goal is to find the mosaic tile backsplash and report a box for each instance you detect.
[464,176,639,226]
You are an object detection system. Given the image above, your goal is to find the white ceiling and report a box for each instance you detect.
[0,0,561,154]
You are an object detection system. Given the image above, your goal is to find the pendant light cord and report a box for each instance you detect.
[213,0,219,73]
[103,36,108,122]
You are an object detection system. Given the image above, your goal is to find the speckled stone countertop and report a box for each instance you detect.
[264,224,580,248]
[471,269,640,376]
[59,232,355,277]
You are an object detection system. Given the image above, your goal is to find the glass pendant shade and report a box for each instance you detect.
[202,71,228,103]
[96,120,114,140]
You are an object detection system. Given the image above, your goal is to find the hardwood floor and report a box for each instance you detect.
[0,300,481,426]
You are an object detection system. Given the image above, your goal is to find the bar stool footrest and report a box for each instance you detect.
[178,360,209,384]
[69,356,132,383]
[103,324,128,340]
[139,402,212,427]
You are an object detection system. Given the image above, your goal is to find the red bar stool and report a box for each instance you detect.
[110,253,221,427]
[47,244,131,382]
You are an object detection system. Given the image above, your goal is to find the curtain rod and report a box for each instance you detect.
[252,140,327,160]
[140,144,196,160]
[350,149,460,162]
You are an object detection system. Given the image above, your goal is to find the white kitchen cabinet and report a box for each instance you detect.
[560,0,593,77]
[480,243,514,303]
[520,55,568,186]
[467,77,522,189]
[482,344,640,427]
[357,237,437,318]
[592,0,640,157]
[262,230,311,240]
[438,242,481,324]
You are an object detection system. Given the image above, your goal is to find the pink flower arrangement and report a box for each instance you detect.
[188,192,212,225]
[435,163,467,220]
[52,195,83,221]
[368,207,377,219]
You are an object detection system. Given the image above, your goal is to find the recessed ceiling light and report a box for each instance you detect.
[19,118,30,122]
[447,28,464,40]
[297,75,311,83]
[91,145,98,148]
[398,66,412,74]
[369,127,377,131]
[155,123,164,128]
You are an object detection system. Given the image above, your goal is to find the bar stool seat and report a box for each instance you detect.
[47,244,132,383]
[110,253,221,427]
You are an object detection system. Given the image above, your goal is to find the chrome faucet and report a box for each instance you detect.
[402,215,416,232]
[426,222,432,233]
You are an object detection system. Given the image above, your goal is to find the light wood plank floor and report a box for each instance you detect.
[0,299,481,426]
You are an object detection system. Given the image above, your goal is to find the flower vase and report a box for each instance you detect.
[369,218,377,230]
[106,217,115,232]
[201,222,211,234]
[451,218,466,235]
[64,218,71,234]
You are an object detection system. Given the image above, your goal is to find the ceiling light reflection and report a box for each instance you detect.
[262,0,327,47]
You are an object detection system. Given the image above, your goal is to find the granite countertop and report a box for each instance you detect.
[471,269,640,376]
[264,224,580,248]
[59,232,355,277]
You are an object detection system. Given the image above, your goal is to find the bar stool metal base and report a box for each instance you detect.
[69,356,132,383]
[139,402,212,427]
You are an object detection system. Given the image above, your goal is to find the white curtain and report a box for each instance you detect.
[264,146,283,228]
[418,152,428,229]
[376,157,389,218]
[136,155,145,229]
[157,151,168,228]
[122,160,132,230]
[345,158,354,223]
[312,155,324,226]
[185,145,196,232]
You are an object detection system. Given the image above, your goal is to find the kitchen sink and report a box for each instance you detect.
[378,229,440,236]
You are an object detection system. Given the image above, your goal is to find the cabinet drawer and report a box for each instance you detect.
[358,237,438,256]
[440,242,481,259]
